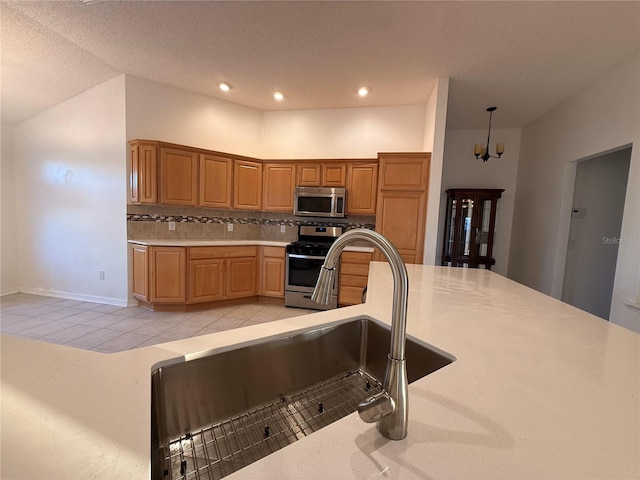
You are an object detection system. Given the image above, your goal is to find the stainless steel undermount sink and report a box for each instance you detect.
[151,316,455,480]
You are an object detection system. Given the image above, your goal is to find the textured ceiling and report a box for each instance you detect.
[1,1,639,128]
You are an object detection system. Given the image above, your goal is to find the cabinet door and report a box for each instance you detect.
[159,147,198,206]
[322,163,347,187]
[189,258,224,303]
[199,154,232,208]
[149,247,186,303]
[375,191,427,264]
[346,163,378,214]
[296,163,321,186]
[260,247,285,297]
[378,153,430,191]
[263,163,296,212]
[226,257,257,298]
[233,160,263,210]
[129,143,157,204]
[131,244,149,301]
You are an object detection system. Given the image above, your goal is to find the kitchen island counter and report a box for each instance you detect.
[1,265,638,479]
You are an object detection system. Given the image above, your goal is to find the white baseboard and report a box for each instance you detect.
[7,287,129,307]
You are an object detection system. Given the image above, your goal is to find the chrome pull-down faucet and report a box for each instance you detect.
[311,229,409,440]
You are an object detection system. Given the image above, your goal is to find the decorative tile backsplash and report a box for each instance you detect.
[127,206,375,241]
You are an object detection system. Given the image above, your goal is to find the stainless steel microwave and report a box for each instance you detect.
[293,187,346,218]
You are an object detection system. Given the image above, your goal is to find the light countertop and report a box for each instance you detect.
[1,265,638,479]
[127,239,374,252]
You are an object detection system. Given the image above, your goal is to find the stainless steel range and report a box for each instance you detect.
[285,225,344,310]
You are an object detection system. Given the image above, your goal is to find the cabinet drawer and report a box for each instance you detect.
[189,246,257,259]
[339,286,366,305]
[262,246,285,258]
[341,251,373,263]
[340,263,370,276]
[340,274,368,288]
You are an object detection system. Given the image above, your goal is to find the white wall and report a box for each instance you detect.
[126,75,264,157]
[13,76,128,305]
[423,77,449,265]
[509,51,640,332]
[441,128,521,276]
[262,104,426,159]
[1,124,19,294]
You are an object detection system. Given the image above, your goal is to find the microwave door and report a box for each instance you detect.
[296,195,333,217]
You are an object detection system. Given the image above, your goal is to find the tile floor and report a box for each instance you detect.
[0,293,315,353]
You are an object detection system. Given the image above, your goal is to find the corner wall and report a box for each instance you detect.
[13,75,128,305]
[423,77,449,265]
[509,51,640,332]
[1,123,19,294]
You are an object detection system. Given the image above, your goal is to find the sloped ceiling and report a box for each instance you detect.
[1,1,639,128]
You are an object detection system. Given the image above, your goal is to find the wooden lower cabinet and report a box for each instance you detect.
[188,246,257,304]
[189,258,224,303]
[131,244,149,299]
[226,257,257,298]
[339,251,373,306]
[259,246,285,298]
[149,247,187,303]
[133,244,288,310]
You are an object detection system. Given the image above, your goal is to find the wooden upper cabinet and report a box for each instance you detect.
[346,163,378,215]
[263,163,296,212]
[296,162,347,187]
[129,141,158,204]
[233,160,263,210]
[297,163,322,186]
[378,153,430,191]
[322,163,347,186]
[199,154,233,209]
[159,147,198,206]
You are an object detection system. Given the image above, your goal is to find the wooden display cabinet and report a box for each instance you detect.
[441,188,504,270]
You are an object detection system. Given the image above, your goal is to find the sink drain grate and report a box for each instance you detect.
[161,370,382,480]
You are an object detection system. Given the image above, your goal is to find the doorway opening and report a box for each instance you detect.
[561,146,632,320]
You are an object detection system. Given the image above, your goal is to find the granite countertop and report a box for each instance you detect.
[1,264,638,479]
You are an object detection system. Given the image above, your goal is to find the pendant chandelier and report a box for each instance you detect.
[474,107,505,162]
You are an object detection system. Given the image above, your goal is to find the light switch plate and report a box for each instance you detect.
[168,221,176,231]
[228,223,234,232]
[280,225,286,233]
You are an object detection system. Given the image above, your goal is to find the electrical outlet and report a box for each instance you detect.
[99,270,105,280]
[227,223,234,232]
[168,221,176,231]
[280,225,286,233]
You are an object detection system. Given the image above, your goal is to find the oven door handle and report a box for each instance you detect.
[287,254,328,261]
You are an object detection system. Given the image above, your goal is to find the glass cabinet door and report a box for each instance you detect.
[441,189,503,270]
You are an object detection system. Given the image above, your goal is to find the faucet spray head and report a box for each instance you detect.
[311,266,335,305]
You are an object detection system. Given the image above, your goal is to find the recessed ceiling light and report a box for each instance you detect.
[273,91,285,101]
[358,86,370,97]
[218,82,232,92]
